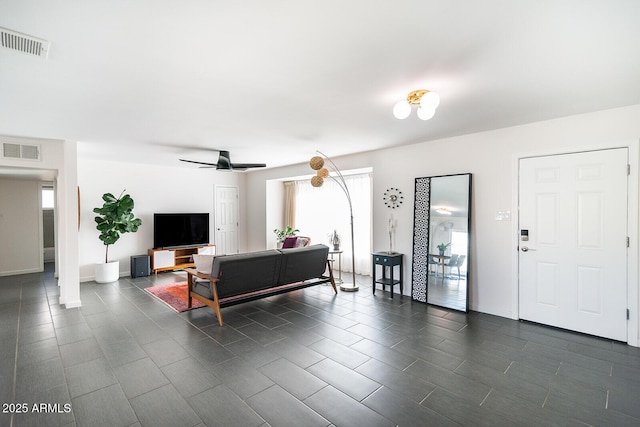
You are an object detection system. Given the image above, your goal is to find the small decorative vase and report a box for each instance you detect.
[439,249,445,256]
[333,244,340,251]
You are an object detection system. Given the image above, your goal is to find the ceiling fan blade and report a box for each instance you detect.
[180,151,266,171]
[179,158,219,167]
[230,163,267,169]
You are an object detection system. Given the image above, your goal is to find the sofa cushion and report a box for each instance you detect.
[211,249,282,298]
[278,244,329,285]
[192,278,214,299]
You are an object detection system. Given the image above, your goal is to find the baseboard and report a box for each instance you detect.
[0,267,43,277]
[61,298,82,308]
[43,247,55,262]
[80,270,129,283]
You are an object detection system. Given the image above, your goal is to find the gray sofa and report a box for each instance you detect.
[185,244,337,325]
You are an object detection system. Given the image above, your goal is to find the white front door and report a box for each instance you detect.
[518,148,628,341]
[214,185,239,255]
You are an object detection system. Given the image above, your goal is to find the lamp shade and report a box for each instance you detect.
[393,100,411,119]
[309,156,324,170]
[311,176,324,187]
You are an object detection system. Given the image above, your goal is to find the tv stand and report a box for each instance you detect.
[148,244,216,274]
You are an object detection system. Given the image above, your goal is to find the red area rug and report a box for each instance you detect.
[144,282,205,313]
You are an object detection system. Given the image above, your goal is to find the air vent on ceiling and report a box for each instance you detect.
[0,27,50,58]
[2,142,41,161]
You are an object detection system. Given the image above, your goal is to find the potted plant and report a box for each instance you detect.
[273,226,299,246]
[93,190,142,283]
[329,229,341,251]
[437,242,451,256]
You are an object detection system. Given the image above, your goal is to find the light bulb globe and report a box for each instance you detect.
[393,100,411,119]
[420,91,440,110]
[417,107,436,120]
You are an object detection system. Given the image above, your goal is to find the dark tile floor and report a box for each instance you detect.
[2,264,640,426]
[426,271,467,311]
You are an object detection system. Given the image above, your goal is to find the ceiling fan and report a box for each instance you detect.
[179,150,266,171]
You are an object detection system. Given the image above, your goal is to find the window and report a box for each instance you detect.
[294,173,372,275]
[42,187,54,209]
[451,230,468,272]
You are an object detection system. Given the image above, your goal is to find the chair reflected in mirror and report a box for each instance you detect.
[449,255,466,279]
[444,254,459,276]
[428,255,440,276]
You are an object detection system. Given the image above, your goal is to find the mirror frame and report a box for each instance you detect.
[411,173,472,311]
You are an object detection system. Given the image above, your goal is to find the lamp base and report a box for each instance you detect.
[340,283,359,292]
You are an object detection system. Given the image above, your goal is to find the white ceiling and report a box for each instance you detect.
[1,1,639,172]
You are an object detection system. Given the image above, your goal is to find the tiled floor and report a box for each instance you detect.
[426,272,467,311]
[2,264,640,426]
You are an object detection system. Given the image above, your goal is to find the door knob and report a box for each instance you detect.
[521,246,536,252]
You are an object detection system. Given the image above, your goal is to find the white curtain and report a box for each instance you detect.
[295,173,372,275]
[283,181,297,229]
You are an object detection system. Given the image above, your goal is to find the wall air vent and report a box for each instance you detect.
[2,142,41,161]
[0,27,50,58]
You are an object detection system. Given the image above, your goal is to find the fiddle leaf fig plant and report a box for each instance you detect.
[94,190,142,263]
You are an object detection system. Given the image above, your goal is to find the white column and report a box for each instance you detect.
[58,140,81,308]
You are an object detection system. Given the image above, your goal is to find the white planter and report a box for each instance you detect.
[95,260,120,283]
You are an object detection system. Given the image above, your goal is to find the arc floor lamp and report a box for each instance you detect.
[309,151,358,292]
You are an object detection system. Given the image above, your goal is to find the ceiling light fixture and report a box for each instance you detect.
[435,207,452,215]
[393,89,440,120]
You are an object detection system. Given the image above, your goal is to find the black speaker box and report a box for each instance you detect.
[130,255,150,278]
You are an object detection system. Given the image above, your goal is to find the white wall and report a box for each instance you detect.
[246,105,640,340]
[0,178,41,275]
[0,136,80,307]
[77,158,246,281]
[265,179,285,249]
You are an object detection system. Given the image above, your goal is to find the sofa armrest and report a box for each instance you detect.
[184,267,218,284]
[184,268,223,326]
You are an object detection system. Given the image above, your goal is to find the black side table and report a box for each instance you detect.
[372,252,403,298]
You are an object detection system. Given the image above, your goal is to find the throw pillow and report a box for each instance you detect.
[282,236,298,249]
[296,237,310,247]
[193,254,215,273]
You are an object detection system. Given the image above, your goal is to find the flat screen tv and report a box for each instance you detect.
[153,213,210,249]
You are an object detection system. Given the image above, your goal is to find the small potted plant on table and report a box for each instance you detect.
[437,242,451,256]
[273,226,299,247]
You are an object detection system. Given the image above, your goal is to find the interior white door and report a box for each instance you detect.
[518,148,628,341]
[214,185,239,255]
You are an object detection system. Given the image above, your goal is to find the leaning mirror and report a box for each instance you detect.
[411,173,471,311]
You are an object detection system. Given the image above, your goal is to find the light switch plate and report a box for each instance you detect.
[495,210,511,221]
